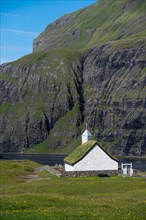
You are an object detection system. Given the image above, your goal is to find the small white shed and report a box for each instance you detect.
[64,129,118,172]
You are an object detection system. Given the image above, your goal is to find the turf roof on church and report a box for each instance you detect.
[64,140,97,165]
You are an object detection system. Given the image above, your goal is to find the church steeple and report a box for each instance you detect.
[86,122,88,130]
[82,124,92,144]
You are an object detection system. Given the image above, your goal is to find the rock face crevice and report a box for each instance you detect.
[72,64,85,126]
[66,83,74,111]
[42,111,51,135]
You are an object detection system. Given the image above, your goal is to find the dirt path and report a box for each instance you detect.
[17,165,63,182]
[17,174,51,182]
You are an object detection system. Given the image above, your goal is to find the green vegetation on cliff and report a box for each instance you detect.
[33,0,146,52]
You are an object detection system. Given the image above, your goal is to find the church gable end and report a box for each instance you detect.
[64,128,118,172]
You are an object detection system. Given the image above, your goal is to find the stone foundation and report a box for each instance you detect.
[62,170,119,177]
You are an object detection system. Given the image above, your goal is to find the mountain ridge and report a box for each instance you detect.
[33,0,145,52]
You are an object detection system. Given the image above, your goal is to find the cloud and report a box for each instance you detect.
[1,12,19,17]
[2,29,39,37]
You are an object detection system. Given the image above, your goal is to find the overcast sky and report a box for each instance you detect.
[0,0,96,64]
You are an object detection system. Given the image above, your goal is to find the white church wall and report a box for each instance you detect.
[64,163,74,171]
[74,144,118,171]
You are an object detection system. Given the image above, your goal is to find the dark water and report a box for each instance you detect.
[0,153,66,166]
[0,153,146,171]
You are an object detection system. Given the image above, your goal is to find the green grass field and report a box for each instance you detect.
[0,160,146,220]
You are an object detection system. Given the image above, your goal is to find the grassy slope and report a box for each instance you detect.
[87,0,145,48]
[35,0,145,51]
[0,160,146,220]
[25,136,82,154]
[12,48,82,65]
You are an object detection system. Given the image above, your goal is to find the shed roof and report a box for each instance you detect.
[64,140,118,165]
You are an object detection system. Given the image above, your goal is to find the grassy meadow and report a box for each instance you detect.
[0,160,146,220]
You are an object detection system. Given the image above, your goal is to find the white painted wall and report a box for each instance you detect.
[64,163,74,171]
[64,144,118,172]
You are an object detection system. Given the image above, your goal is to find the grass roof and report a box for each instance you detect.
[64,140,97,165]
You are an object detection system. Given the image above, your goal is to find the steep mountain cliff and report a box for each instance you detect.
[0,0,146,156]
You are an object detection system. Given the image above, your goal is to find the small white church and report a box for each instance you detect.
[64,128,118,172]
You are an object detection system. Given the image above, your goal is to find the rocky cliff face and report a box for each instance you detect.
[0,0,146,156]
[82,43,146,156]
[0,43,145,155]
[0,49,83,152]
